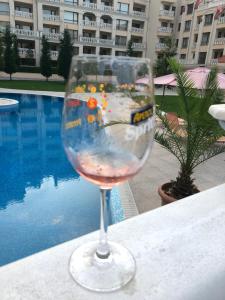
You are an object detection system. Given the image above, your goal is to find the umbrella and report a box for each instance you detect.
[140,67,225,95]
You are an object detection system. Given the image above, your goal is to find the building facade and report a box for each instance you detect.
[0,0,150,66]
[147,0,177,63]
[175,0,225,69]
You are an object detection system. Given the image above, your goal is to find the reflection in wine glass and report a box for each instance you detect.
[62,56,155,292]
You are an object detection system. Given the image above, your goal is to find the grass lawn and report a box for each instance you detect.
[155,95,197,117]
[0,80,65,92]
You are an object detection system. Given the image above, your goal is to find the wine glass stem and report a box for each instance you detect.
[96,188,111,259]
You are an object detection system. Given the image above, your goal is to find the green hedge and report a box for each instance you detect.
[18,66,58,74]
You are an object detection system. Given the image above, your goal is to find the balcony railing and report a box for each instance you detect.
[214,37,225,45]
[218,16,225,24]
[132,42,145,49]
[158,27,173,34]
[51,50,59,59]
[99,4,114,12]
[159,10,175,18]
[12,28,38,38]
[131,10,146,18]
[79,36,115,47]
[211,58,218,65]
[99,22,113,29]
[80,36,98,44]
[155,42,167,50]
[82,20,97,27]
[43,14,60,22]
[18,48,35,58]
[15,10,33,19]
[44,0,60,3]
[131,27,144,33]
[82,2,97,10]
[42,32,63,41]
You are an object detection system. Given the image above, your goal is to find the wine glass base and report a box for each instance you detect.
[69,241,136,292]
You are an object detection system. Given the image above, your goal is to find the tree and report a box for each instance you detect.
[12,34,20,68]
[154,37,176,76]
[40,35,52,81]
[127,39,134,57]
[3,26,17,80]
[0,34,3,70]
[57,30,73,81]
[155,59,225,199]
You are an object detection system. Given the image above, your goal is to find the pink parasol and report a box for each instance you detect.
[152,67,225,90]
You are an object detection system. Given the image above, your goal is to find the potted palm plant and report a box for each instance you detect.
[155,59,225,205]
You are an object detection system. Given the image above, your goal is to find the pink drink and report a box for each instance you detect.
[66,148,141,188]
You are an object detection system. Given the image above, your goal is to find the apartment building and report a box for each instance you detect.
[147,0,177,63]
[0,0,150,66]
[175,0,225,69]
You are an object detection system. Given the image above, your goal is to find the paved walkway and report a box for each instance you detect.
[131,142,225,213]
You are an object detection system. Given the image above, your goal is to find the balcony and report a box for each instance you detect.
[155,42,167,50]
[43,14,60,22]
[98,4,114,12]
[218,16,225,24]
[18,48,35,58]
[159,10,175,18]
[80,36,98,44]
[41,32,63,41]
[99,22,113,30]
[132,42,145,49]
[210,58,218,65]
[15,10,33,19]
[214,37,225,45]
[12,28,38,38]
[99,38,114,46]
[131,27,144,34]
[43,0,60,3]
[82,2,97,10]
[81,20,97,28]
[131,10,146,18]
[158,27,173,34]
[79,36,114,47]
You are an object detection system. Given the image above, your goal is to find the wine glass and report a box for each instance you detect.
[62,56,155,292]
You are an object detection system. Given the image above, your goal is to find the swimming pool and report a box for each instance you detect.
[0,93,124,266]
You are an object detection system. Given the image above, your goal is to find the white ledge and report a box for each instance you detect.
[0,184,225,299]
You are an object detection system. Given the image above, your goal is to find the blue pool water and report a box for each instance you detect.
[0,93,124,266]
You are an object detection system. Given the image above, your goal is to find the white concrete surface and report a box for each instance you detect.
[0,184,225,300]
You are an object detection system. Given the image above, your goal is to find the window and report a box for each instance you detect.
[192,52,195,59]
[115,35,127,46]
[64,11,78,23]
[178,23,181,31]
[172,6,176,12]
[217,30,225,38]
[176,39,179,47]
[161,22,168,27]
[204,14,213,26]
[68,29,78,40]
[73,47,79,55]
[0,2,9,15]
[180,54,186,59]
[180,6,185,15]
[197,16,202,25]
[116,19,128,30]
[187,3,194,15]
[182,37,188,48]
[184,20,191,31]
[163,4,170,10]
[117,2,129,14]
[194,34,198,42]
[201,32,210,45]
[198,52,207,64]
[213,49,223,59]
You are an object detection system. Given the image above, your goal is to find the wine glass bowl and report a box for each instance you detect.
[62,56,155,292]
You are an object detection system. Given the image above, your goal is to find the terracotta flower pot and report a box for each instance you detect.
[158,183,177,206]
